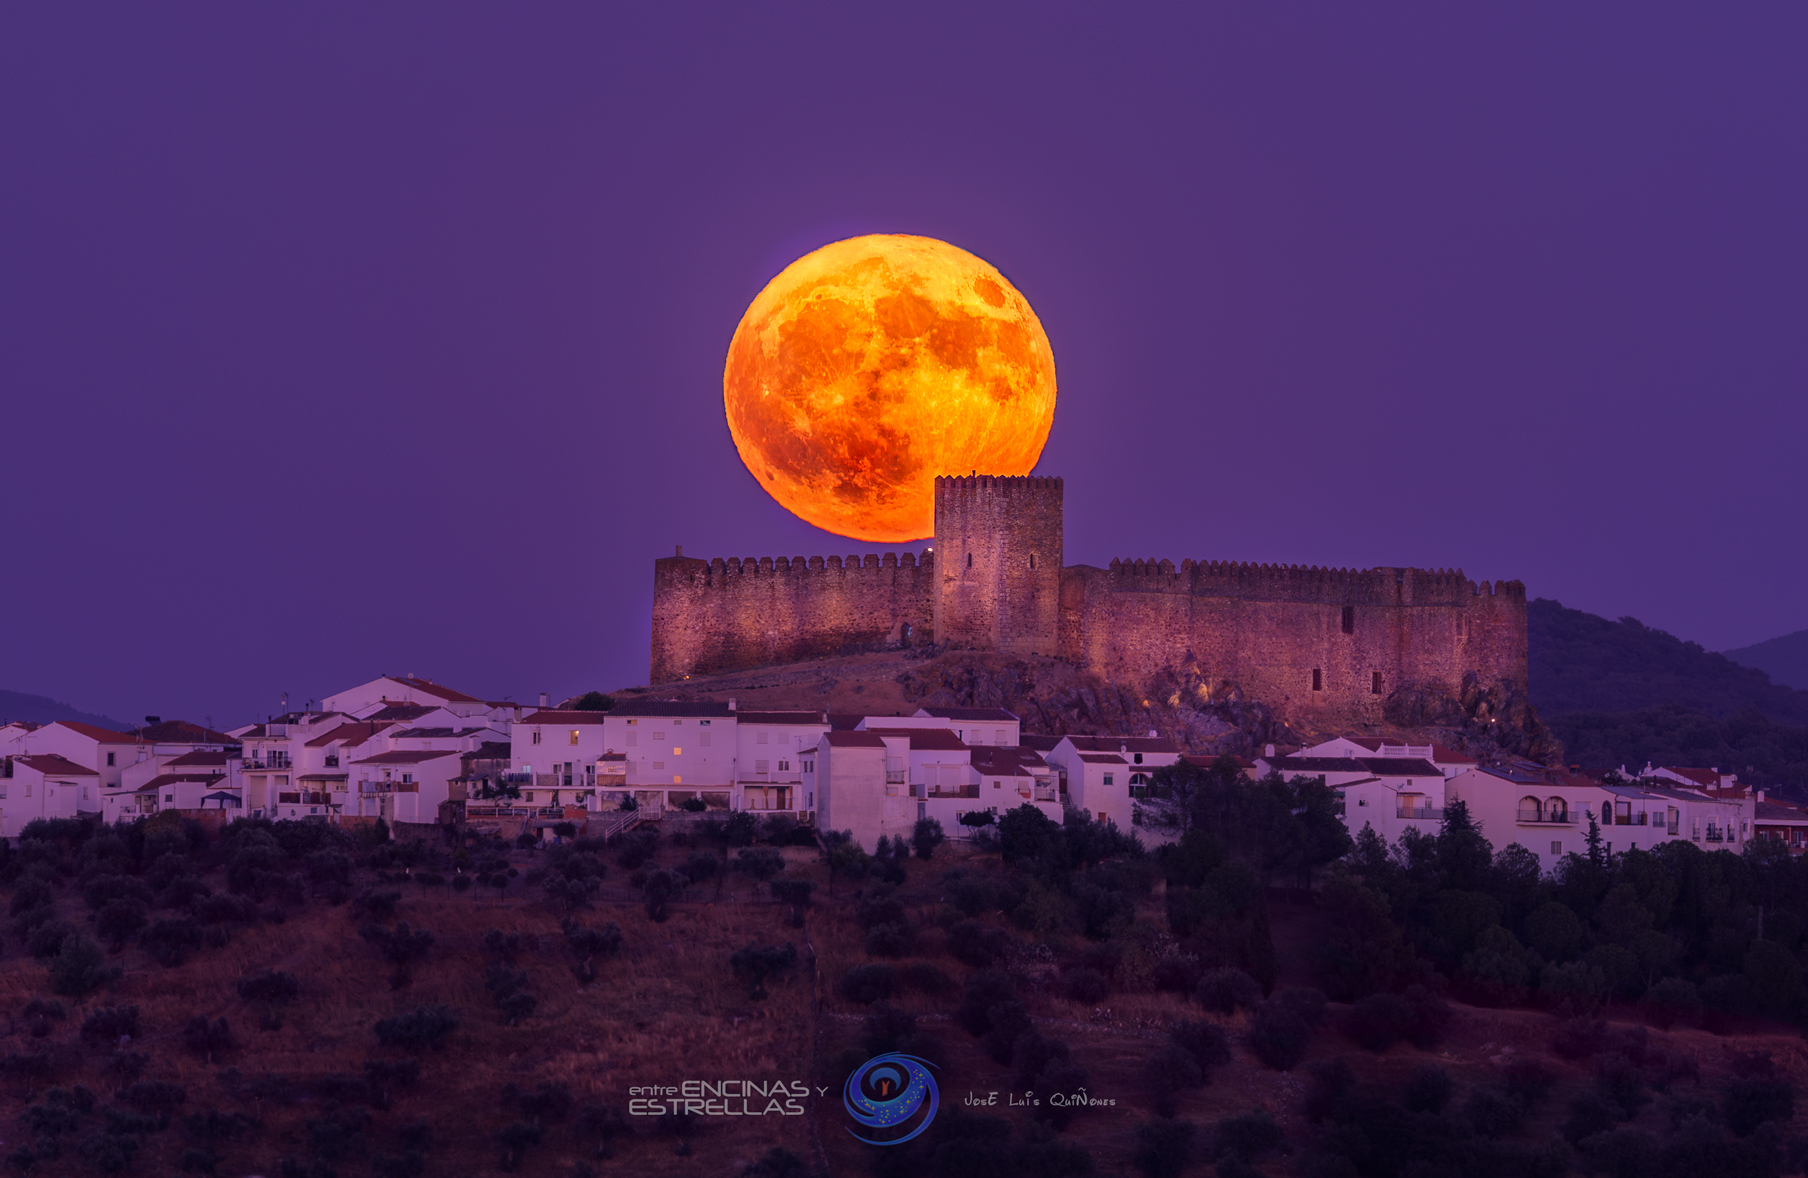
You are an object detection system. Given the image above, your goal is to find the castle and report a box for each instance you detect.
[650,475,1527,725]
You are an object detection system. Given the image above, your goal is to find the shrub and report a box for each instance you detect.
[1561,1093,1618,1145]
[947,920,1011,968]
[722,812,758,848]
[838,964,896,1005]
[194,894,258,925]
[1403,1063,1454,1114]
[28,919,78,961]
[1343,992,1415,1052]
[1595,1051,1650,1121]
[898,962,951,994]
[1152,956,1204,994]
[1273,986,1327,1028]
[1723,1077,1795,1137]
[374,1005,459,1051]
[729,943,798,1000]
[1643,977,1701,1030]
[863,922,915,957]
[183,1017,235,1062]
[96,898,149,950]
[1304,1058,1355,1122]
[80,1006,141,1047]
[141,917,206,966]
[1144,1042,1204,1117]
[1193,968,1261,1015]
[237,969,300,1006]
[1170,1020,1232,1071]
[120,1079,186,1117]
[1463,1086,1523,1137]
[1063,966,1111,1004]
[955,970,1016,1036]
[912,818,946,861]
[1247,999,1311,1071]
[735,847,786,881]
[979,1000,1032,1064]
[50,933,119,996]
[678,853,720,883]
[1132,1118,1196,1178]
[495,1119,543,1172]
[770,878,815,908]
[83,875,152,912]
[642,868,684,922]
[1213,1108,1283,1161]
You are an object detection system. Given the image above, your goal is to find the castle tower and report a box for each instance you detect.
[932,475,1062,655]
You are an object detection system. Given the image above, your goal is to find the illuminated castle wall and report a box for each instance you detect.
[649,475,1528,725]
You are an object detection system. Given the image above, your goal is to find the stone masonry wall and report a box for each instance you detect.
[651,551,935,683]
[933,475,1063,656]
[1058,559,1528,725]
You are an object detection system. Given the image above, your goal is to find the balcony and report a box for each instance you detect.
[1705,827,1725,843]
[885,770,906,785]
[1516,810,1574,824]
[926,785,980,799]
[1398,804,1445,820]
[1609,812,1649,826]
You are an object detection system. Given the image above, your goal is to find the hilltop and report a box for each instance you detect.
[1724,628,1808,693]
[0,689,128,732]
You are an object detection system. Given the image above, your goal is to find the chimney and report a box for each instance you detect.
[728,698,737,711]
[1147,729,1158,739]
[1265,743,1276,759]
[1758,790,1766,803]
[676,545,683,557]
[538,693,549,708]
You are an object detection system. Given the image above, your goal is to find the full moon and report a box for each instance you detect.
[724,234,1056,542]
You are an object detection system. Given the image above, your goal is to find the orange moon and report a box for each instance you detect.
[724,234,1057,542]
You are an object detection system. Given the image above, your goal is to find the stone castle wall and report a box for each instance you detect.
[649,551,934,684]
[1058,559,1527,724]
[647,481,1529,727]
[933,475,1063,655]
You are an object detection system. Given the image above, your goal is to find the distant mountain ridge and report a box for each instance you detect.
[1527,598,1808,727]
[0,689,128,732]
[1723,628,1808,693]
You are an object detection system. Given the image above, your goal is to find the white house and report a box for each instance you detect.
[1039,735,1182,828]
[320,675,517,724]
[909,707,1022,746]
[1300,736,1477,779]
[0,754,101,834]
[733,710,829,814]
[345,748,464,824]
[596,699,737,811]
[7,721,141,789]
[104,772,235,823]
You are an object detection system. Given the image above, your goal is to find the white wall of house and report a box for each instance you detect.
[0,759,97,835]
[815,735,889,850]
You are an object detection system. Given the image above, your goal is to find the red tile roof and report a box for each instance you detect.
[971,747,1047,776]
[1063,735,1179,754]
[14,753,99,776]
[305,722,394,747]
[1077,753,1128,765]
[865,728,970,751]
[918,707,1020,722]
[521,711,609,725]
[166,750,229,768]
[135,773,226,791]
[49,721,136,744]
[122,720,238,744]
[352,749,463,765]
[736,711,829,725]
[387,676,481,703]
[823,732,886,748]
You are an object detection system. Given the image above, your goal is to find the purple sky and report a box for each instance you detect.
[4,4,1804,727]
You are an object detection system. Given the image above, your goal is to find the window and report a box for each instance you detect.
[626,730,637,747]
[1372,672,1382,695]
[569,730,580,745]
[1312,669,1323,691]
[653,731,665,740]
[1551,841,1562,855]
[672,747,682,756]
[532,730,542,745]
[1342,606,1355,634]
[778,760,790,771]
[699,729,710,747]
[1103,774,1114,786]
[165,794,174,803]
[995,729,1005,744]
[755,759,770,774]
[967,553,973,567]
[992,780,1001,790]
[757,730,769,745]
[107,752,115,767]
[1133,753,1143,764]
[673,775,682,784]
[1030,553,1037,569]
[653,762,664,769]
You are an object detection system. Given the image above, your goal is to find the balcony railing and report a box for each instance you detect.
[1399,805,1445,820]
[885,770,906,784]
[1516,810,1574,824]
[1608,813,1649,826]
[926,785,980,799]
[1704,827,1725,843]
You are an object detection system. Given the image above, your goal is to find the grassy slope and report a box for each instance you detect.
[10,837,1808,1177]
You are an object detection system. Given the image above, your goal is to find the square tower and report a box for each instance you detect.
[932,475,1062,654]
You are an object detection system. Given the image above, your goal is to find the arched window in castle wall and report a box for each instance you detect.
[1312,669,1322,691]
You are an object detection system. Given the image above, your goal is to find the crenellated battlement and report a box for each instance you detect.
[650,473,1528,723]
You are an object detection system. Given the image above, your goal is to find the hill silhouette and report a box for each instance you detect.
[1527,598,1808,726]
[0,687,127,731]
[1724,627,1808,692]
[1528,599,1808,790]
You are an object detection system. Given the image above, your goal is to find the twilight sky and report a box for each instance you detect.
[3,4,1804,727]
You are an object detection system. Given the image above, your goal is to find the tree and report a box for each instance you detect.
[572,691,614,712]
[51,933,120,997]
[729,942,798,1000]
[374,1005,459,1051]
[911,817,946,860]
[237,969,300,1030]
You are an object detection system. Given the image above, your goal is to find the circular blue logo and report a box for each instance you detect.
[843,1053,939,1145]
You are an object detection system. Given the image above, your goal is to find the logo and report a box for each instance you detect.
[842,1053,939,1145]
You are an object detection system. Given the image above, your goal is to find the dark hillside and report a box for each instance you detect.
[0,689,128,731]
[1527,598,1808,726]
[1724,628,1808,692]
